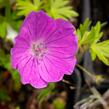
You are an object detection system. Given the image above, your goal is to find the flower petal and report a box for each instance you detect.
[14,35,30,48]
[46,35,78,58]
[20,11,55,41]
[44,18,77,45]
[19,11,39,41]
[11,47,29,69]
[55,19,75,30]
[38,57,64,82]
[44,54,76,75]
[18,58,47,88]
[30,59,48,88]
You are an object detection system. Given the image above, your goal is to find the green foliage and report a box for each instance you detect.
[77,18,109,65]
[0,49,10,69]
[90,40,109,65]
[0,0,78,38]
[0,0,20,39]
[47,0,78,19]
[0,0,5,8]
[0,19,7,38]
[88,22,103,44]
[15,106,20,109]
[0,89,11,101]
[0,0,9,39]
[53,98,65,109]
[16,0,42,16]
[76,18,91,47]
[10,70,21,91]
[37,83,55,104]
[16,0,78,20]
[77,18,103,47]
[0,49,21,90]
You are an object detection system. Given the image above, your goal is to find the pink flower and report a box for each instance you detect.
[11,11,78,88]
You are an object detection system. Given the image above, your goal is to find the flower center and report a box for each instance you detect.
[32,43,47,58]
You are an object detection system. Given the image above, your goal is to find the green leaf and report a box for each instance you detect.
[33,0,41,6]
[10,70,21,91]
[0,0,12,38]
[90,47,96,60]
[0,49,21,90]
[76,19,103,48]
[0,49,9,67]
[88,22,103,44]
[5,0,11,21]
[53,98,65,109]
[76,19,109,65]
[0,0,5,8]
[90,40,109,65]
[79,18,91,38]
[47,0,78,20]
[76,18,91,46]
[0,89,11,101]
[0,20,7,38]
[37,83,55,105]
[16,0,42,16]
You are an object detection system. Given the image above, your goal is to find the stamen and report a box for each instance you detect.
[32,43,47,59]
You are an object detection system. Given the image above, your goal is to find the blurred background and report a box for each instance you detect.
[0,0,109,109]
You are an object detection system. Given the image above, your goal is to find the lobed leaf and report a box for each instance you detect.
[76,18,91,46]
[47,0,78,20]
[16,0,42,16]
[77,18,109,65]
[76,19,103,47]
[90,40,109,65]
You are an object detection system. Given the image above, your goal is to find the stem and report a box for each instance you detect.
[77,64,108,109]
[90,87,108,109]
[62,79,75,90]
[73,68,82,103]
[76,64,95,79]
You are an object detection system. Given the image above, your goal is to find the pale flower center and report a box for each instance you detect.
[32,43,47,58]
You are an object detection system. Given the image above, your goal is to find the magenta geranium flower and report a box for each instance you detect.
[11,11,78,88]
